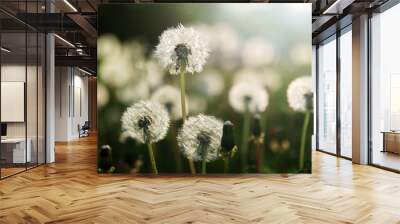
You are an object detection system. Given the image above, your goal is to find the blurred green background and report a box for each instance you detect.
[97,3,312,174]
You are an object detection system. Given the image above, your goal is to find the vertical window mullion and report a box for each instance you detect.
[336,29,341,157]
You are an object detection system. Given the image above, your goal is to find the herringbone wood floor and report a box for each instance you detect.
[1,135,400,224]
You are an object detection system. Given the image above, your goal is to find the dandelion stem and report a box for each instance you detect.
[299,111,310,171]
[255,141,262,173]
[223,159,229,173]
[147,143,158,174]
[171,123,182,173]
[240,105,251,173]
[179,69,196,174]
[179,70,187,122]
[202,159,207,174]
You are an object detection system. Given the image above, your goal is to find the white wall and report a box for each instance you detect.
[55,67,89,141]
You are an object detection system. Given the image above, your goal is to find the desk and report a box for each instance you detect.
[1,138,31,163]
[382,131,400,154]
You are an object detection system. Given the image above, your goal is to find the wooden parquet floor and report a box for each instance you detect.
[1,135,400,224]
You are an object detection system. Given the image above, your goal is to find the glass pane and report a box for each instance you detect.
[339,29,352,158]
[318,37,337,154]
[27,30,38,169]
[38,33,45,165]
[371,5,400,171]
[1,31,27,177]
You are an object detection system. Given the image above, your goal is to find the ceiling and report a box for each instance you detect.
[0,0,391,74]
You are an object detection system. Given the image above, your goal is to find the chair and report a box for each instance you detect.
[79,121,90,138]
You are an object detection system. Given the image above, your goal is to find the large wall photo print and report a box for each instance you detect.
[97,3,312,174]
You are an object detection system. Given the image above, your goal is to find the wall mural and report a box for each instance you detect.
[97,3,313,174]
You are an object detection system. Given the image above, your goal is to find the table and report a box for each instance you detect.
[1,138,31,163]
[381,131,400,154]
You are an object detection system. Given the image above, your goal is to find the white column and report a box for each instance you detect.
[352,14,369,164]
[45,0,55,163]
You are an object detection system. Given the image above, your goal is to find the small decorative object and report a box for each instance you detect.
[219,121,237,173]
[177,114,223,174]
[155,24,209,174]
[121,101,170,174]
[229,82,268,172]
[98,145,116,173]
[287,76,313,171]
[250,114,264,173]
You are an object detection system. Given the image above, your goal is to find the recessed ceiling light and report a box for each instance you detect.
[54,34,75,48]
[78,67,92,76]
[1,47,11,53]
[63,0,78,12]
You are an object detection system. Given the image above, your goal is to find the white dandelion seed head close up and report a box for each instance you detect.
[119,131,131,143]
[290,43,311,65]
[188,95,208,115]
[177,114,223,162]
[100,41,145,88]
[229,82,269,113]
[121,101,170,144]
[155,24,209,75]
[116,80,150,105]
[97,82,109,108]
[287,76,313,112]
[98,35,120,60]
[241,37,275,68]
[195,70,225,97]
[143,59,164,89]
[233,68,282,92]
[151,85,187,121]
[195,23,239,60]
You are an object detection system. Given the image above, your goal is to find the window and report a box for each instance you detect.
[317,36,337,154]
[370,3,400,171]
[339,27,352,158]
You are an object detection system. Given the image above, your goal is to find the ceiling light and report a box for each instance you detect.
[1,47,11,53]
[54,34,75,48]
[322,0,354,15]
[78,67,92,76]
[63,0,78,12]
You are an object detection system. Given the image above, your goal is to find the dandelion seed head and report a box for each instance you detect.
[241,37,275,68]
[177,114,223,162]
[194,70,225,97]
[98,35,120,60]
[188,95,208,115]
[151,85,187,121]
[116,80,150,105]
[97,82,109,108]
[144,59,164,89]
[233,68,282,92]
[155,24,209,75]
[290,43,311,65]
[229,82,269,113]
[194,23,239,71]
[121,101,170,144]
[287,76,313,112]
[100,41,146,88]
